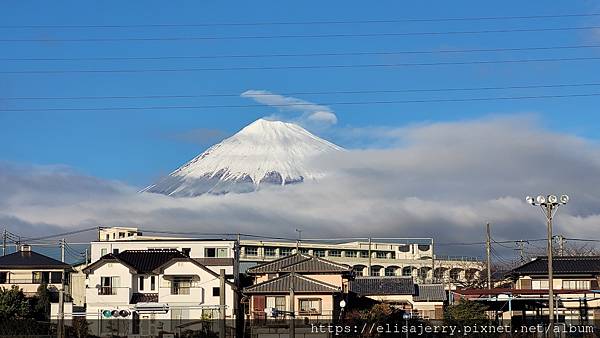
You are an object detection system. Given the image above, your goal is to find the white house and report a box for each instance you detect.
[83,249,236,336]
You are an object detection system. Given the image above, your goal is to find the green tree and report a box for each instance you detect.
[0,285,31,320]
[444,298,489,327]
[70,316,90,338]
[34,283,51,320]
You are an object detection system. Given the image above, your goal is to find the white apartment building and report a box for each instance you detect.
[240,239,483,285]
[83,249,235,336]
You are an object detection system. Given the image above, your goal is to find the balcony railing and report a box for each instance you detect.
[98,286,118,295]
[0,279,63,284]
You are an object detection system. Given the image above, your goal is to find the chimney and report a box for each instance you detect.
[20,244,31,252]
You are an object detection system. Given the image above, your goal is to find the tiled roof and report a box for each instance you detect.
[247,253,351,274]
[349,277,414,296]
[511,256,600,276]
[0,250,72,270]
[244,273,341,294]
[193,258,234,266]
[84,249,187,274]
[413,284,446,302]
[130,293,158,304]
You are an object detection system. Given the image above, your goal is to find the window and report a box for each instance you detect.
[562,280,591,290]
[119,232,125,238]
[328,250,341,257]
[245,247,258,256]
[266,296,286,311]
[171,277,192,295]
[299,248,310,254]
[205,247,228,258]
[139,276,145,291]
[32,271,50,284]
[213,287,220,297]
[113,249,119,255]
[402,267,413,277]
[99,276,119,295]
[150,276,156,291]
[50,272,62,283]
[314,250,326,257]
[353,266,365,276]
[385,267,398,276]
[376,252,387,259]
[264,247,277,257]
[105,234,109,241]
[370,266,382,276]
[182,248,191,257]
[280,248,293,256]
[101,248,108,256]
[0,272,8,284]
[360,251,370,258]
[345,251,358,258]
[299,299,322,315]
[532,280,549,290]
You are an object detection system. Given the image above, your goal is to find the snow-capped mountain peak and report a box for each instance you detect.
[143,118,342,196]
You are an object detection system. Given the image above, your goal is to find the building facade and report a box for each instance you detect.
[83,249,236,336]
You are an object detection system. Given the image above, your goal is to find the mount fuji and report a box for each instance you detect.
[143,118,343,197]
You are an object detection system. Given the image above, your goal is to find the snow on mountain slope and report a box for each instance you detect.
[142,118,343,196]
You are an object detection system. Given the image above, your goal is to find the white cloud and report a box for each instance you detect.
[1,115,600,257]
[241,90,338,128]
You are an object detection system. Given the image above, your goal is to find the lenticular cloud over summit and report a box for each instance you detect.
[142,118,343,197]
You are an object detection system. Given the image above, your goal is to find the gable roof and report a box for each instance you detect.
[247,253,351,274]
[349,276,414,296]
[0,250,72,270]
[510,256,600,276]
[84,249,187,274]
[413,284,446,302]
[243,272,341,294]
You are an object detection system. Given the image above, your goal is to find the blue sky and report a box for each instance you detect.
[2,0,600,186]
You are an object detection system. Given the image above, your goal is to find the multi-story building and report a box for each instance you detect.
[83,249,236,336]
[240,239,483,285]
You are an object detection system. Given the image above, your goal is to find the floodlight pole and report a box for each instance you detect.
[545,204,555,331]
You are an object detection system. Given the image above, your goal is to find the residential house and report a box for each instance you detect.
[453,256,600,324]
[83,249,236,336]
[0,245,72,294]
[244,253,352,321]
[348,276,446,320]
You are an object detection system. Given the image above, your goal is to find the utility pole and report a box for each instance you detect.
[486,223,491,290]
[234,234,243,338]
[60,239,65,263]
[219,269,226,338]
[2,229,6,256]
[367,237,372,277]
[85,248,89,264]
[295,229,302,252]
[431,238,435,283]
[289,285,295,338]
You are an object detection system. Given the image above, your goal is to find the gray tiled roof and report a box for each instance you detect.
[511,256,600,276]
[247,253,351,274]
[244,273,341,294]
[413,284,446,302]
[349,277,414,296]
[0,250,72,270]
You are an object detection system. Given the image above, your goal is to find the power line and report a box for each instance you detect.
[3,25,600,42]
[23,226,99,241]
[4,92,600,112]
[4,44,600,61]
[3,13,600,28]
[5,82,600,101]
[4,56,600,75]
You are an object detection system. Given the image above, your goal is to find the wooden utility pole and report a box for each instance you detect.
[486,223,492,290]
[431,238,435,283]
[367,237,372,276]
[234,234,243,338]
[557,235,565,256]
[546,206,555,331]
[219,269,226,338]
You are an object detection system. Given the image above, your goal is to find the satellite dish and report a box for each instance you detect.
[119,310,131,317]
[102,309,112,318]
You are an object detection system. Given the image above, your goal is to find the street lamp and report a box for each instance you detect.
[525,194,569,330]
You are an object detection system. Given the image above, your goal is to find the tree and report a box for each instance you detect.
[70,316,90,338]
[444,298,489,327]
[34,283,51,320]
[0,286,31,320]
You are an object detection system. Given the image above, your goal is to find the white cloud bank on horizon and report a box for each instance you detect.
[1,115,600,256]
[241,90,338,128]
